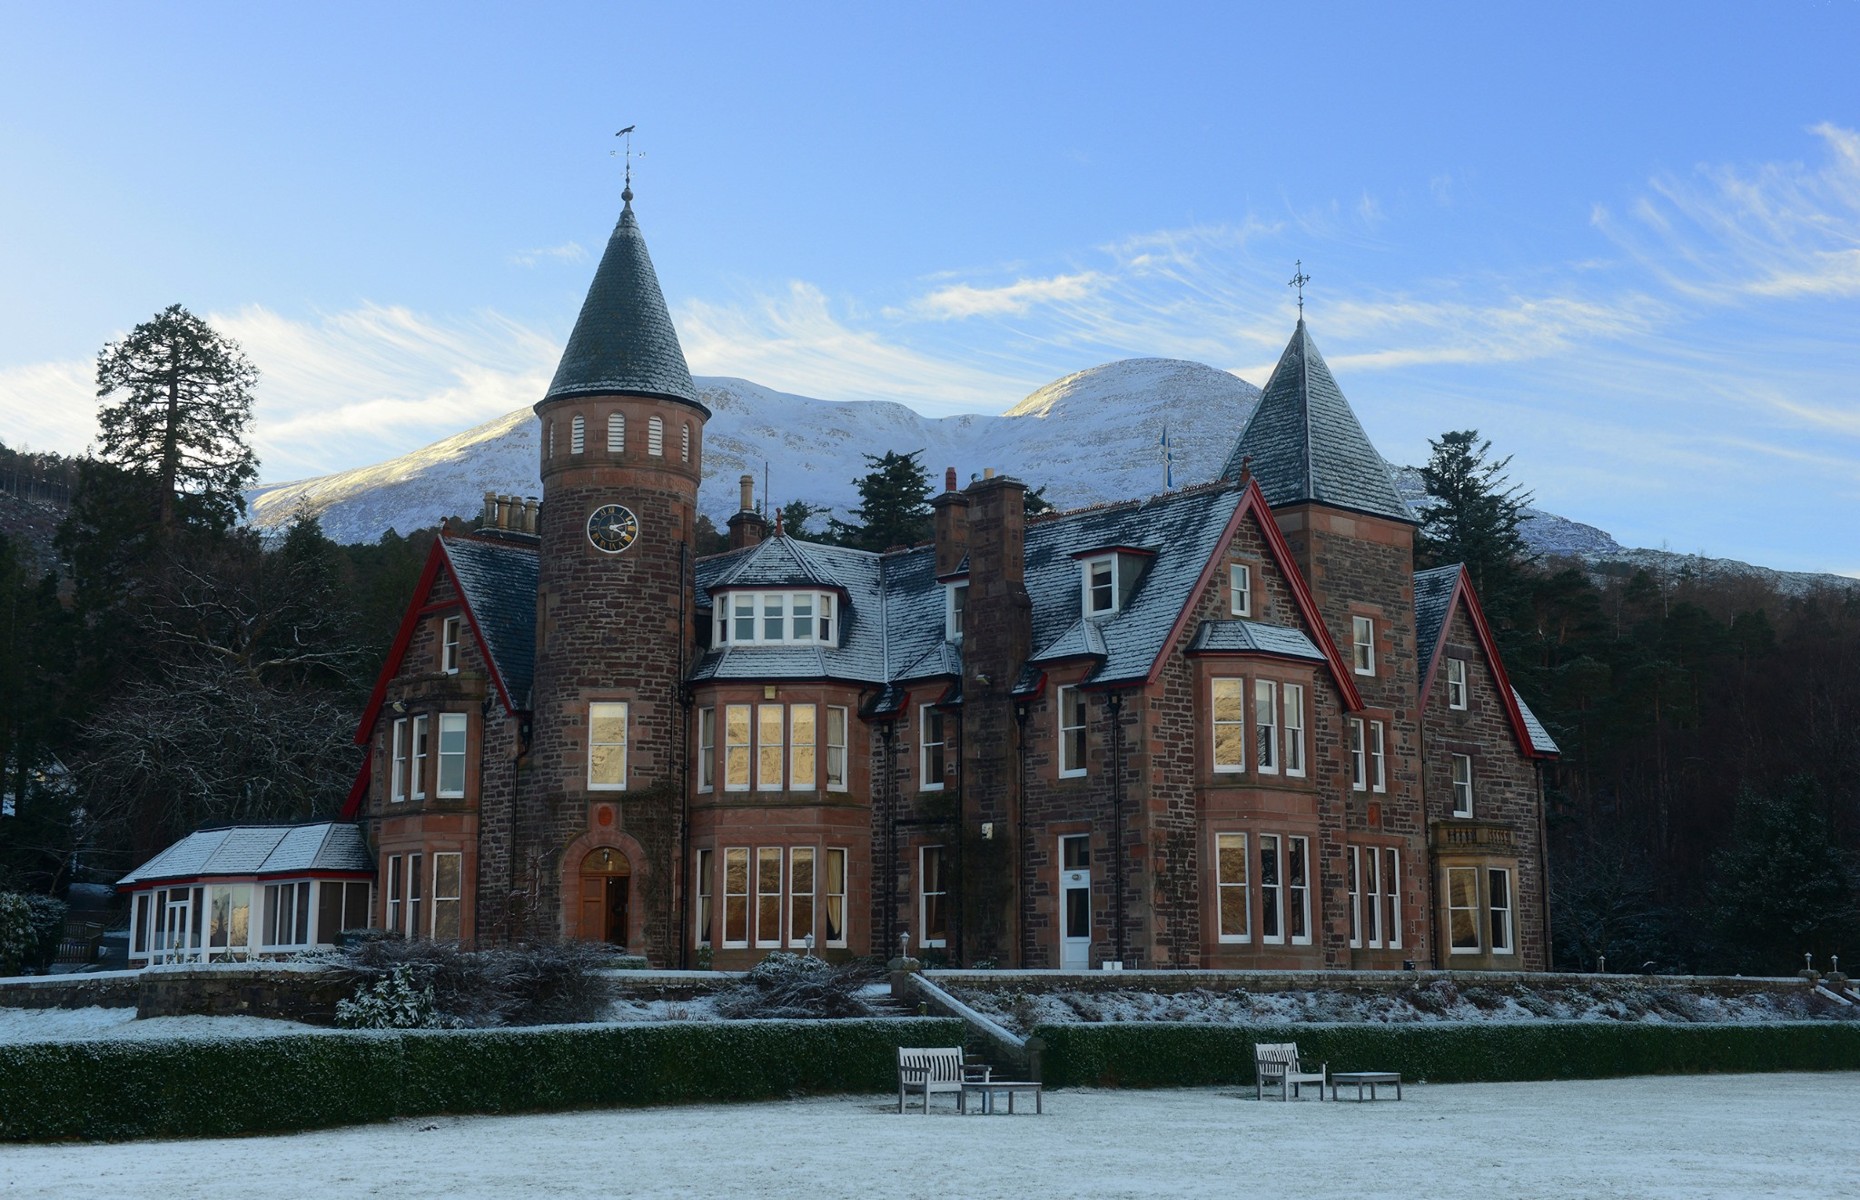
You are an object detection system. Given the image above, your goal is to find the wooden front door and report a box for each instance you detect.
[578,847,631,947]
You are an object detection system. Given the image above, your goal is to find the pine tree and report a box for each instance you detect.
[1416,430,1532,611]
[1705,777,1858,975]
[827,450,932,552]
[95,304,259,534]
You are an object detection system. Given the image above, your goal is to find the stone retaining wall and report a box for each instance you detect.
[926,967,1808,998]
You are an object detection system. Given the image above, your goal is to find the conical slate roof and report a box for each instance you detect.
[1221,319,1410,521]
[543,190,703,411]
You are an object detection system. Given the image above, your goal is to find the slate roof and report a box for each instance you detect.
[119,822,373,887]
[1221,319,1411,522]
[444,536,540,707]
[543,193,703,411]
[1413,562,1462,666]
[1514,688,1560,755]
[694,483,1248,692]
[1187,620,1326,661]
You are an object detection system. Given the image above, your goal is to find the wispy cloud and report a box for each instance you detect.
[507,241,587,268]
[1594,122,1860,304]
[898,271,1105,320]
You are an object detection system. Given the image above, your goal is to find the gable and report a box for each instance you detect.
[1415,564,1557,760]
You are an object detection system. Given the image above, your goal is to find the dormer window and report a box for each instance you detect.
[713,590,838,646]
[1077,547,1151,618]
[1083,556,1117,616]
[946,581,968,642]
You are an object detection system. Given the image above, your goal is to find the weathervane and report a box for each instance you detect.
[1289,260,1311,318]
[612,125,640,198]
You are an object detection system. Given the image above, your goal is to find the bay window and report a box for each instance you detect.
[432,853,461,940]
[697,707,715,792]
[1283,684,1305,776]
[757,704,784,791]
[713,590,838,646]
[1254,681,1278,773]
[725,705,751,791]
[1216,832,1248,942]
[790,704,817,790]
[723,848,749,947]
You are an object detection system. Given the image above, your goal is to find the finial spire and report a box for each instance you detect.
[1289,260,1310,319]
[615,125,638,204]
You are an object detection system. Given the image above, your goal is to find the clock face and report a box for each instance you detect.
[586,503,640,554]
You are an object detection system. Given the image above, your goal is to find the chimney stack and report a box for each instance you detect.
[727,472,769,549]
[931,465,970,578]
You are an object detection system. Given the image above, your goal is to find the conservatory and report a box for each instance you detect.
[117,822,375,965]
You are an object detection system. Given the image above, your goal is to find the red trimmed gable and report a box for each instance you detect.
[1145,476,1365,711]
[1419,566,1555,760]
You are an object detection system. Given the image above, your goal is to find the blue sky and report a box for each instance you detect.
[2,2,1857,574]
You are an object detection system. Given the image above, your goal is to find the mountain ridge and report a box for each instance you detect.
[246,359,1856,595]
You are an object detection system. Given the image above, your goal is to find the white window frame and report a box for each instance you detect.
[757,703,785,792]
[1384,847,1403,949]
[825,706,848,791]
[754,846,783,948]
[1448,657,1469,710]
[825,847,848,948]
[1216,831,1249,943]
[722,847,749,948]
[1348,718,1366,791]
[1353,615,1376,676]
[436,712,467,799]
[588,701,629,791]
[724,704,751,792]
[694,848,714,948]
[697,707,715,792]
[790,703,817,791]
[1057,685,1087,778]
[945,581,967,642]
[1452,753,1474,817]
[1254,680,1279,774]
[1082,555,1117,616]
[918,844,948,948]
[711,590,837,646]
[1448,866,1481,954]
[390,718,408,803]
[440,615,461,674]
[1370,720,1388,793]
[431,852,462,941]
[1286,835,1312,946]
[647,415,664,457]
[264,880,311,949]
[1229,562,1252,617]
[787,846,815,949]
[384,855,403,935]
[1283,684,1305,777]
[1348,847,1362,948]
[607,411,625,453]
[1489,867,1514,955]
[919,705,946,792]
[1212,678,1244,774]
[1364,845,1384,948]
[407,852,423,938]
[1258,833,1284,944]
[410,715,429,800]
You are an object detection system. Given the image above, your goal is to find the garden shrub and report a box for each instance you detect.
[0,893,33,974]
[343,939,615,1027]
[335,964,454,1030]
[1033,1020,1860,1089]
[0,1016,965,1142]
[715,951,881,1019]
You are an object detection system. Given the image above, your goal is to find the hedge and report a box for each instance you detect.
[1033,1020,1860,1089]
[0,1017,964,1142]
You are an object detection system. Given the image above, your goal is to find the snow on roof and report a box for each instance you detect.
[118,822,373,888]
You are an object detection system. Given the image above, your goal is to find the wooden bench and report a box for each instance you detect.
[897,1047,989,1114]
[1254,1041,1326,1101]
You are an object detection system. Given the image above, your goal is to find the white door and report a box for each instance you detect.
[1059,835,1091,970]
[161,894,193,964]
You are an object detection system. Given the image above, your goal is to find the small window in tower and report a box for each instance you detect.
[547,420,556,460]
[570,414,585,455]
[608,411,625,454]
[648,416,664,457]
[681,422,691,463]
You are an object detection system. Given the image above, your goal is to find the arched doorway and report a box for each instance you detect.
[578,847,631,947]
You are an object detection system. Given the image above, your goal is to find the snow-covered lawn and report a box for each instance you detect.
[2,1073,1853,1198]
[0,1006,314,1043]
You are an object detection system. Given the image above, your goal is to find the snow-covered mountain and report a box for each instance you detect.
[247,358,1262,540]
[248,358,1856,596]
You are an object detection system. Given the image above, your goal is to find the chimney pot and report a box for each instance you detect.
[984,467,997,480]
[738,474,755,513]
[944,467,957,492]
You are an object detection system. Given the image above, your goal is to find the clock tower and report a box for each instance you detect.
[514,182,706,958]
